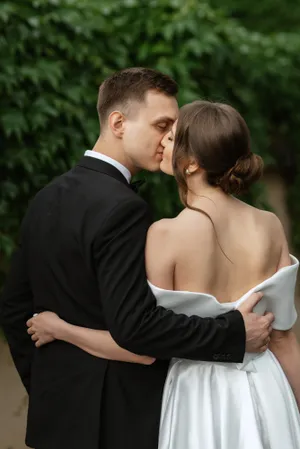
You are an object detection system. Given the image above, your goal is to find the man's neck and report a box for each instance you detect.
[92,136,139,176]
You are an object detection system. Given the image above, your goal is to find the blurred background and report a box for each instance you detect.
[1,0,300,447]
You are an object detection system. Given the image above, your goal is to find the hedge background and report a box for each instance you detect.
[1,0,300,287]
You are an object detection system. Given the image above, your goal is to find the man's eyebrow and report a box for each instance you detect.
[152,116,176,124]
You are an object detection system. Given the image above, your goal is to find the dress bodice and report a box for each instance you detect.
[148,255,299,331]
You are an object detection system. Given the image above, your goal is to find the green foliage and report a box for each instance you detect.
[1,0,300,286]
[208,0,300,33]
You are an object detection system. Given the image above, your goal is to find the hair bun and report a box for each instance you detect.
[218,153,264,195]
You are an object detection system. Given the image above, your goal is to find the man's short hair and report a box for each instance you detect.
[97,67,178,125]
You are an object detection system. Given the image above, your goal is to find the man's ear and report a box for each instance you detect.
[108,111,125,138]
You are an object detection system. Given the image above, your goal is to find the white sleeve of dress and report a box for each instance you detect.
[252,259,299,331]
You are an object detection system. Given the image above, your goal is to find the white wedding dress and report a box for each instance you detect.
[149,255,300,449]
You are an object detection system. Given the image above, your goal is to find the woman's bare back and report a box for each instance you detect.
[146,195,286,303]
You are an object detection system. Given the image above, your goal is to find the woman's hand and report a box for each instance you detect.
[26,312,65,347]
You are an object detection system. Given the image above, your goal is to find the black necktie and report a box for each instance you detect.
[130,179,146,192]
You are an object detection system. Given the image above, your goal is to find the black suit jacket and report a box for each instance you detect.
[0,156,246,449]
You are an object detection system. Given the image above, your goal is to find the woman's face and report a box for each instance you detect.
[160,121,177,175]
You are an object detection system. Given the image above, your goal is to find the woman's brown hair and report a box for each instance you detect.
[172,100,264,261]
[173,100,263,204]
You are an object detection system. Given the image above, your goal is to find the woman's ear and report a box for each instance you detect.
[108,111,125,138]
[186,159,200,175]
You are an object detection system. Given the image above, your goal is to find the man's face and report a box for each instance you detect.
[122,90,179,172]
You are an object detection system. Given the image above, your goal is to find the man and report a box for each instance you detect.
[0,68,273,449]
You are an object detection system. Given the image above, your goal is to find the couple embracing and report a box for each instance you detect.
[1,67,300,449]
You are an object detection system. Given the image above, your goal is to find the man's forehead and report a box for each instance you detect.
[143,90,179,121]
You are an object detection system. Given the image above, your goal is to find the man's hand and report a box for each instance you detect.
[26,312,63,347]
[238,293,274,353]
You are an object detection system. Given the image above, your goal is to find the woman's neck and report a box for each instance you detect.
[186,174,227,205]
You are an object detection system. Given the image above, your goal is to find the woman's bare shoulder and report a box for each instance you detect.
[173,208,216,240]
[254,208,284,231]
[147,218,176,239]
[147,208,216,248]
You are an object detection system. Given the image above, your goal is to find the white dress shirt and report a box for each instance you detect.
[84,150,132,183]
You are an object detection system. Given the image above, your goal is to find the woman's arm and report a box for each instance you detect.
[270,330,300,409]
[269,214,300,408]
[27,312,155,365]
[145,220,175,289]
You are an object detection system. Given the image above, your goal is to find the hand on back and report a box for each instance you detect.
[238,293,274,353]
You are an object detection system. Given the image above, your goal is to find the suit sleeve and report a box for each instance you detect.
[0,239,35,393]
[94,198,246,362]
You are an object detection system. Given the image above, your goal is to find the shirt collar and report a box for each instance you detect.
[84,150,132,183]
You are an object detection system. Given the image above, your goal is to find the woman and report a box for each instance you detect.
[28,101,300,448]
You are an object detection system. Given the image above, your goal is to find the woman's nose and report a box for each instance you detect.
[161,134,167,148]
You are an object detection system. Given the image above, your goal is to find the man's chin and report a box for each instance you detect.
[143,162,162,173]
